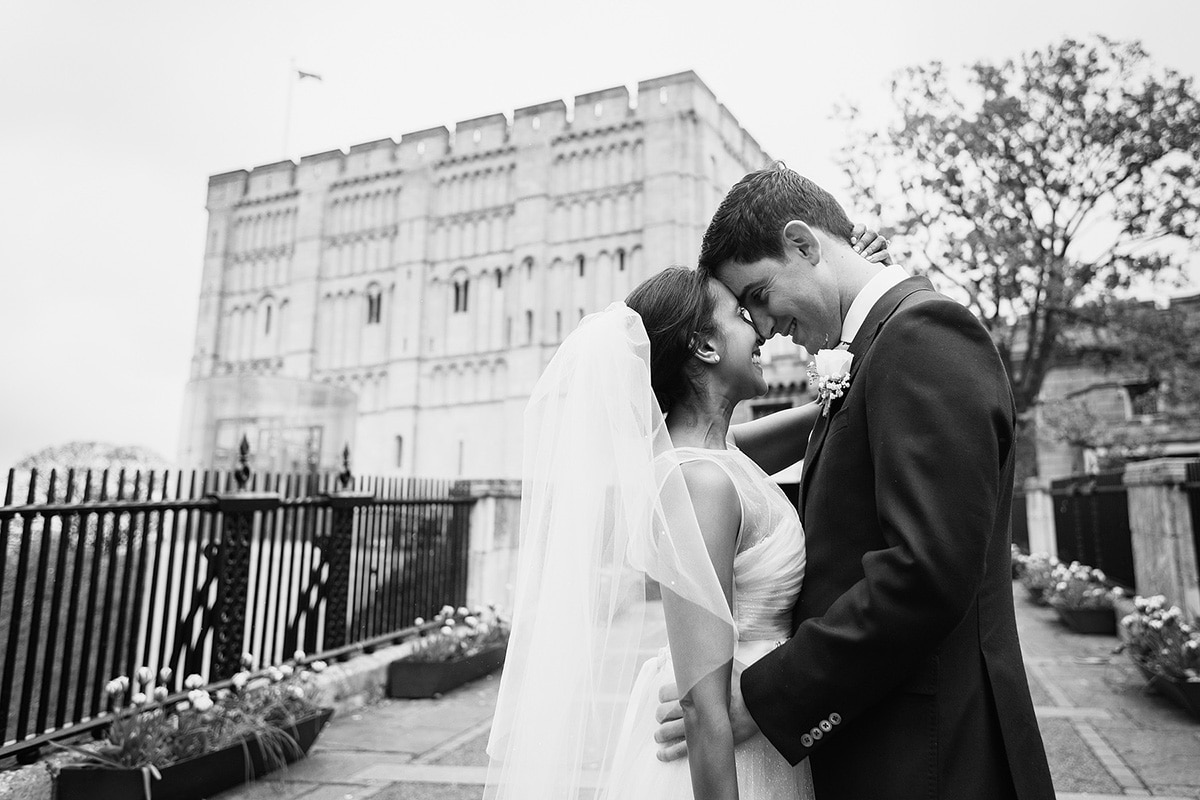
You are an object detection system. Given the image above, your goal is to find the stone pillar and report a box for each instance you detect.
[1024,477,1058,558]
[1124,458,1200,617]
[462,479,523,611]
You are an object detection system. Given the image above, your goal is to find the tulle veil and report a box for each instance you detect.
[484,302,737,799]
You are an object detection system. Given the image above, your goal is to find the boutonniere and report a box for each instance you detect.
[807,349,853,417]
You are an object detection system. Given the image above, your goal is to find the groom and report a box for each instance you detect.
[658,164,1054,800]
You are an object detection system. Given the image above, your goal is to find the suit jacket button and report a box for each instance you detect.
[801,734,814,748]
[819,720,833,733]
[829,712,842,725]
[810,727,823,740]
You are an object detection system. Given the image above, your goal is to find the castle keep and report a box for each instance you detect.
[181,71,790,478]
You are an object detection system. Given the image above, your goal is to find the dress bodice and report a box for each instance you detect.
[672,446,806,646]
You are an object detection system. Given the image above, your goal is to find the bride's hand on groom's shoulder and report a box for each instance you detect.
[851,223,893,265]
[653,663,760,762]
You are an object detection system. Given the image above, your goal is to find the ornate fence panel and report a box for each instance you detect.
[1050,470,1136,590]
[0,453,473,762]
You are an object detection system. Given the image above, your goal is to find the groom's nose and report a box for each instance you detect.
[748,310,769,341]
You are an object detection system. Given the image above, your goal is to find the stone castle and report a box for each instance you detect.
[180,71,811,478]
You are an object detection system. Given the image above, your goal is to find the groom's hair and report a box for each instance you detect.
[698,163,855,275]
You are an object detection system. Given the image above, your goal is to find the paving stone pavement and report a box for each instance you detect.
[215,585,1200,800]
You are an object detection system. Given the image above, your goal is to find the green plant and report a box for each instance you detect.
[56,654,328,771]
[1120,595,1200,683]
[1011,544,1027,579]
[1046,561,1119,610]
[1018,552,1060,604]
[406,604,510,664]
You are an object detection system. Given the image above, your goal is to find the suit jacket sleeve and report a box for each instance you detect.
[740,298,1015,765]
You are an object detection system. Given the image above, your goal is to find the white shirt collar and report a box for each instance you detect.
[839,264,910,346]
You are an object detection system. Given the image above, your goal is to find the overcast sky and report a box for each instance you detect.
[1,0,1197,471]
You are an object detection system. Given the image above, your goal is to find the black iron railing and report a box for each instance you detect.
[1011,490,1030,552]
[1186,462,1200,592]
[0,442,473,762]
[1049,470,1135,590]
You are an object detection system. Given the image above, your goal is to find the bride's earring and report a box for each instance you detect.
[712,354,721,363]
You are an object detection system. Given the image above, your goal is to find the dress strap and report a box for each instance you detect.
[668,450,747,552]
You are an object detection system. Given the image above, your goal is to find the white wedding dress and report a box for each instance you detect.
[604,445,815,800]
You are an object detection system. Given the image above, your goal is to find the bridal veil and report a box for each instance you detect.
[484,302,737,799]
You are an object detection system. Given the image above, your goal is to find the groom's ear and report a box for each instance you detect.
[783,220,822,266]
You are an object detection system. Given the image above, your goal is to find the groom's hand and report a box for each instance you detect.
[851,223,893,264]
[653,663,761,762]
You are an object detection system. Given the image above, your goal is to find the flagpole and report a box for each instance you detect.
[283,58,296,158]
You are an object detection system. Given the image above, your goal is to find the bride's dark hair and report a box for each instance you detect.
[625,267,718,415]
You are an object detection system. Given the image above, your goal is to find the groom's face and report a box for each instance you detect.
[713,247,841,355]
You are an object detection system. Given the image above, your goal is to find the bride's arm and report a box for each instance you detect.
[730,401,821,475]
[665,461,741,800]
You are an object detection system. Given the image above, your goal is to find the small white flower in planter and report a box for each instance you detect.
[184,674,205,690]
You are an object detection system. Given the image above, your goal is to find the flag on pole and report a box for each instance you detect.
[297,69,323,81]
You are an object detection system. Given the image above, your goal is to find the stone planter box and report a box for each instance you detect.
[387,644,506,699]
[54,708,333,800]
[1149,675,1200,720]
[1054,605,1116,635]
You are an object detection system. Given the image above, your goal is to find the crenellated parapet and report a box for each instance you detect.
[209,70,763,200]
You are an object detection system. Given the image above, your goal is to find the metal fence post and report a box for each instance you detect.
[209,437,280,680]
[318,446,374,650]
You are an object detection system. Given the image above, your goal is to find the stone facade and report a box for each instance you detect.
[181,71,806,478]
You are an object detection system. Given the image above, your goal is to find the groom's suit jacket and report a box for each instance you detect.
[741,276,1054,800]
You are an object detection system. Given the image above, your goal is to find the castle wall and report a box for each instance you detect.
[184,71,773,478]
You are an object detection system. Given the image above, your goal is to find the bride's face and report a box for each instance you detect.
[704,280,768,401]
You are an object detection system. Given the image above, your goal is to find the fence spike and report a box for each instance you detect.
[26,468,39,504]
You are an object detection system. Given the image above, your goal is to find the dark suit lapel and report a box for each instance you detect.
[797,275,935,520]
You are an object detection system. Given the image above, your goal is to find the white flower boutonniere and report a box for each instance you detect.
[807,349,853,417]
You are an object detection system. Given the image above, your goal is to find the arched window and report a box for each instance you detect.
[452,276,471,313]
[495,268,503,289]
[577,254,585,278]
[617,248,626,272]
[525,310,534,344]
[366,285,383,324]
[555,311,562,339]
[264,305,273,335]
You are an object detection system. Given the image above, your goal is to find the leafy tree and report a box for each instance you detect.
[838,36,1200,426]
[9,441,172,503]
[1038,296,1200,468]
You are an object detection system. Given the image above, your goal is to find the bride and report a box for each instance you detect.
[485,257,872,799]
